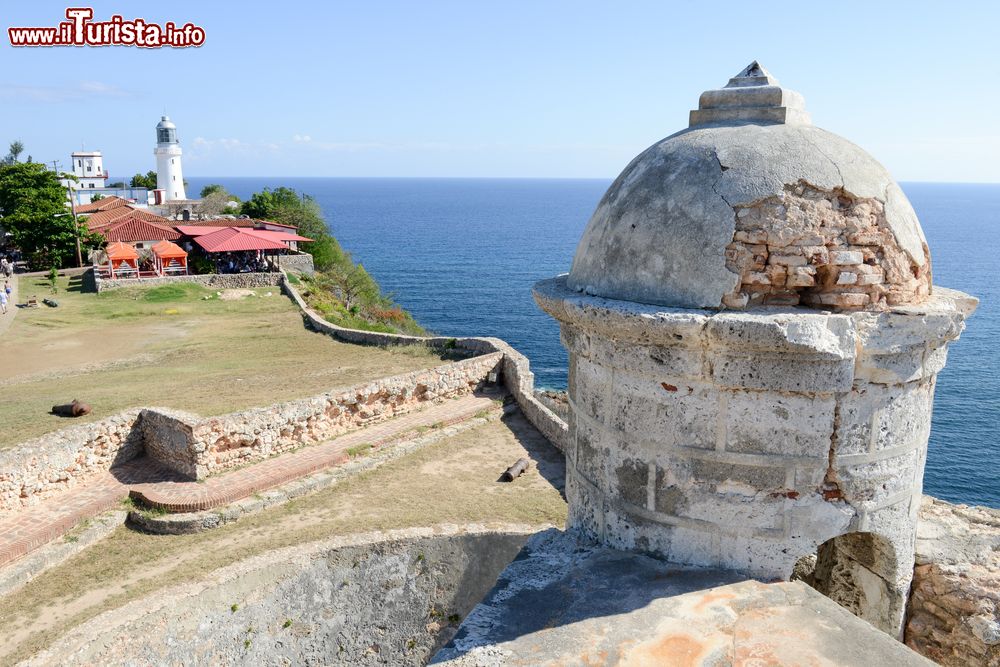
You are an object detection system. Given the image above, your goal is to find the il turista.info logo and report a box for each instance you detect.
[8,7,205,48]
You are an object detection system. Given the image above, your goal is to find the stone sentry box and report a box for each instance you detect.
[534,62,977,638]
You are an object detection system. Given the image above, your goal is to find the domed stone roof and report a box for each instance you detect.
[567,62,931,311]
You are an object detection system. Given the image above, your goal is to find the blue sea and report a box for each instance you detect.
[187,177,1000,509]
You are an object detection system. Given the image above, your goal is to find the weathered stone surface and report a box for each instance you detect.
[433,529,933,666]
[906,496,1000,666]
[24,526,538,667]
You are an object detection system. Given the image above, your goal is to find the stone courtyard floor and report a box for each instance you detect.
[0,393,497,570]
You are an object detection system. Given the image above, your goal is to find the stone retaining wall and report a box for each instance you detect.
[95,272,283,292]
[148,353,504,479]
[0,353,502,509]
[281,274,570,453]
[0,411,142,513]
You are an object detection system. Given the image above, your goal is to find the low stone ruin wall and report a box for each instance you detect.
[281,274,570,453]
[95,272,283,292]
[0,411,142,513]
[0,353,502,511]
[24,526,536,667]
[148,352,504,479]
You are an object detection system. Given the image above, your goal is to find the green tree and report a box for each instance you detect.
[129,170,158,189]
[241,187,340,270]
[239,185,424,334]
[0,162,86,268]
[3,140,24,165]
[200,183,225,198]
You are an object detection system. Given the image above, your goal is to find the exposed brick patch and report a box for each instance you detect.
[722,181,931,310]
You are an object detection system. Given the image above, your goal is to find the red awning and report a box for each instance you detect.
[106,241,138,260]
[151,240,188,259]
[193,227,288,253]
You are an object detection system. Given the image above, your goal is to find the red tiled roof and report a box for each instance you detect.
[194,227,288,253]
[74,196,130,214]
[183,219,257,228]
[99,215,181,243]
[86,206,171,232]
[184,218,297,230]
[174,225,226,237]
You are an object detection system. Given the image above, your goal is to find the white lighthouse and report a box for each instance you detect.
[154,115,186,201]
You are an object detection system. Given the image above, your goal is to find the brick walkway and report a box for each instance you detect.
[0,393,498,570]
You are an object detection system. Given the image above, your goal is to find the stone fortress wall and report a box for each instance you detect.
[143,352,503,480]
[280,271,570,454]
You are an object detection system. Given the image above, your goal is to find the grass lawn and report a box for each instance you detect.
[0,411,567,665]
[0,274,444,445]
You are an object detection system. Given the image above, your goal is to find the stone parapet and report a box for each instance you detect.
[0,411,142,513]
[189,353,503,478]
[534,274,976,636]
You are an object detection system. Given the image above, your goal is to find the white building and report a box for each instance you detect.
[66,151,107,190]
[154,115,186,201]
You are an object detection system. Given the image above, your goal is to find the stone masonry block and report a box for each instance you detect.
[710,352,854,393]
[689,459,786,493]
[725,391,835,458]
[610,372,719,450]
[571,356,612,422]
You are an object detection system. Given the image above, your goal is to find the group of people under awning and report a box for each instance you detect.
[105,241,188,278]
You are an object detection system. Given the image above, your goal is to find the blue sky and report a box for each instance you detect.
[1,1,997,181]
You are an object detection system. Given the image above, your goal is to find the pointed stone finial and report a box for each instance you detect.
[726,61,780,87]
[689,62,810,128]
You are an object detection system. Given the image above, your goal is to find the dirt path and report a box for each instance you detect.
[0,275,17,337]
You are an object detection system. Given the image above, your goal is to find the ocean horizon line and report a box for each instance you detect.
[182,176,1000,186]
